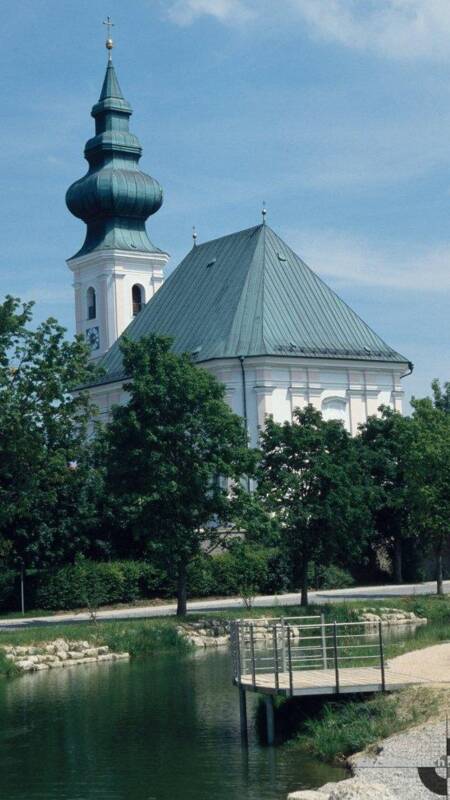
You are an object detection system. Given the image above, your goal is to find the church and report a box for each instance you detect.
[66,47,411,444]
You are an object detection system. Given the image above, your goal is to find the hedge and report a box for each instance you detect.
[0,550,355,614]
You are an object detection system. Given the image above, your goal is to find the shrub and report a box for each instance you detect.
[309,564,356,591]
[34,559,170,612]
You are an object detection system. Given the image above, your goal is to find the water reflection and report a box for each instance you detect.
[0,650,344,800]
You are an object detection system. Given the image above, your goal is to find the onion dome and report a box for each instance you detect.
[66,60,163,259]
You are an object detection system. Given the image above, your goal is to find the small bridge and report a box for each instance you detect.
[230,615,425,744]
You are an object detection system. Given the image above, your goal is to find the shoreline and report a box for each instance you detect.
[288,643,450,800]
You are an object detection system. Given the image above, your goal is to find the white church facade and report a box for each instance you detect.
[66,53,411,442]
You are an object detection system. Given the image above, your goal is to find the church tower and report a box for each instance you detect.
[66,36,168,361]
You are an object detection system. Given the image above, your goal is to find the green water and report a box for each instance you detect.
[0,649,344,800]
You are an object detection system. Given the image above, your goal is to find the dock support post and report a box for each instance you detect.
[239,687,248,743]
[265,695,275,746]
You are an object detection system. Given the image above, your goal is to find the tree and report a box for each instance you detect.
[0,297,100,603]
[256,406,373,606]
[358,407,414,583]
[431,379,450,413]
[102,334,253,616]
[407,398,450,595]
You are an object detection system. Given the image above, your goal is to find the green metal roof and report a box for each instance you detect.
[97,223,409,385]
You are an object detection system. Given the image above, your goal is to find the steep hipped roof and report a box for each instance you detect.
[98,224,409,384]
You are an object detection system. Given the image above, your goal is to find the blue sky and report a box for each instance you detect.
[2,0,450,406]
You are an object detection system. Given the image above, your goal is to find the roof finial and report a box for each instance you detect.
[262,200,267,225]
[103,16,115,61]
[192,225,198,247]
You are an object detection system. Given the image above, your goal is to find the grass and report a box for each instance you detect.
[295,686,449,762]
[0,618,192,677]
[0,595,448,679]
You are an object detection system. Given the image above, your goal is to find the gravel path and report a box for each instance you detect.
[351,719,448,799]
[349,644,450,799]
[386,642,450,685]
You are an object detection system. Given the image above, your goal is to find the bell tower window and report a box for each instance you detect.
[87,287,96,320]
[132,284,144,316]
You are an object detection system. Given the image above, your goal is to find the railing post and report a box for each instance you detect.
[287,624,294,697]
[281,617,287,672]
[250,624,256,690]
[321,613,327,669]
[333,622,340,694]
[378,620,386,692]
[273,624,280,691]
[235,622,242,683]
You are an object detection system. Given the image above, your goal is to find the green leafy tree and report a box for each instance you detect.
[256,406,373,606]
[358,407,414,583]
[102,334,253,616]
[0,297,100,601]
[407,398,450,595]
[431,379,450,413]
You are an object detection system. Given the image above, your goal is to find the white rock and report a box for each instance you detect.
[326,778,397,799]
[67,651,83,660]
[288,791,328,799]
[56,651,69,661]
[84,648,99,658]
[15,660,36,671]
[53,639,69,652]
[97,646,110,655]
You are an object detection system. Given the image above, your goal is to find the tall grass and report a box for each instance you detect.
[297,687,443,762]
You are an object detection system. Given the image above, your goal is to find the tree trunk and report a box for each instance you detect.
[436,548,444,596]
[177,565,188,616]
[300,560,309,607]
[393,537,403,584]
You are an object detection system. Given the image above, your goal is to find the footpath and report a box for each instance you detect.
[0,580,449,630]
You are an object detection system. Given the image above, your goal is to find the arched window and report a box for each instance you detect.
[322,397,347,424]
[87,287,96,320]
[132,284,144,316]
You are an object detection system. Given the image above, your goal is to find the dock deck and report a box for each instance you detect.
[230,616,431,742]
[237,664,426,696]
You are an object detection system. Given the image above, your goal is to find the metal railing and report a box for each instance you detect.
[230,616,386,696]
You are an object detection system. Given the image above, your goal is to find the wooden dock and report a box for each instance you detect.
[230,616,428,744]
[238,665,426,696]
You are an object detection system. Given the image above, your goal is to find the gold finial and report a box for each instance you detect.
[262,200,267,224]
[103,16,115,60]
[192,226,198,246]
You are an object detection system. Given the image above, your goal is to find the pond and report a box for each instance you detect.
[0,648,345,800]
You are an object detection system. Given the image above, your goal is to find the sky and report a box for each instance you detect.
[2,0,450,407]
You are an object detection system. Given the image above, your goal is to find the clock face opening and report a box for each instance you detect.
[86,326,100,351]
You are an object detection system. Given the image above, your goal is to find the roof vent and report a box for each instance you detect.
[277,253,287,262]
[364,346,371,355]
[206,258,217,268]
[191,346,202,358]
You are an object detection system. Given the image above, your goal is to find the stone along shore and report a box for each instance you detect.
[1,639,129,672]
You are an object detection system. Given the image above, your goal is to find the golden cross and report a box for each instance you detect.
[103,16,115,59]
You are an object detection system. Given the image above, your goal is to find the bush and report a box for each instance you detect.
[308,564,356,591]
[34,559,170,612]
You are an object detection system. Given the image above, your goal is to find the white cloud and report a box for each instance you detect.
[290,0,450,61]
[167,0,254,25]
[167,0,450,61]
[288,227,450,290]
